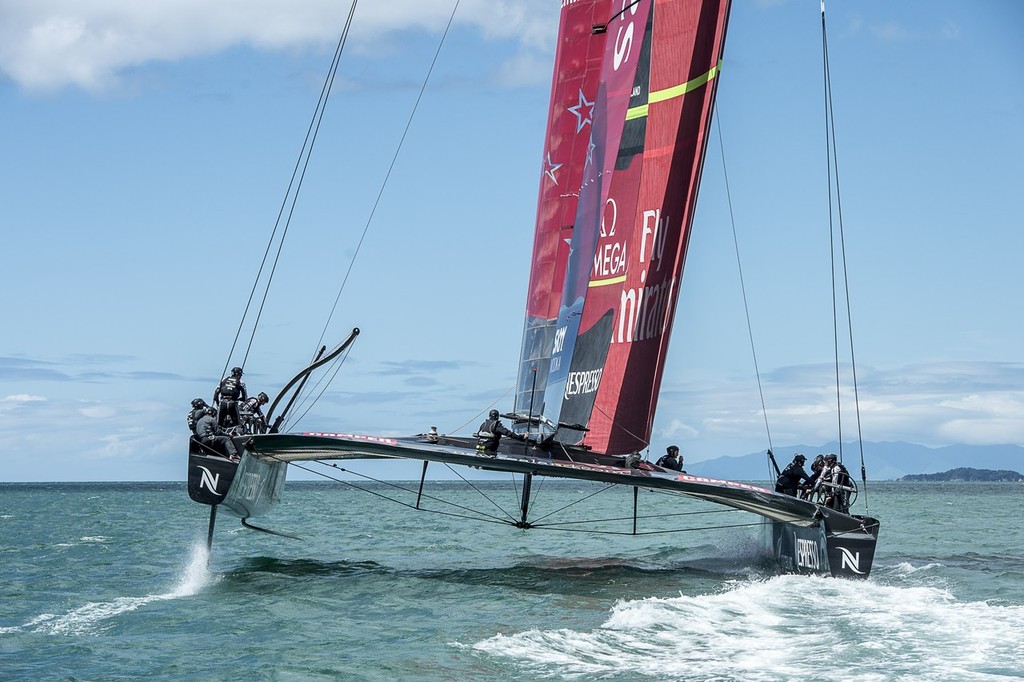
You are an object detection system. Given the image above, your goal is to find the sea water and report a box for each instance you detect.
[1,479,1021,680]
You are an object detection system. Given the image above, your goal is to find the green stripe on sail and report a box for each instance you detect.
[624,60,722,121]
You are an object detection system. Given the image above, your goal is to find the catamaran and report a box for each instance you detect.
[187,0,880,578]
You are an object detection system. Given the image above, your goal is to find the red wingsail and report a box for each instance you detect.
[517,0,732,454]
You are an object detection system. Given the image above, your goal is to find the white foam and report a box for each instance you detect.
[9,541,214,636]
[474,575,1024,679]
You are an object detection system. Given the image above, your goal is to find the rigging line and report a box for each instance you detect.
[286,459,515,524]
[437,461,520,524]
[289,459,764,535]
[713,107,774,467]
[821,0,845,468]
[821,3,869,512]
[447,383,515,437]
[313,0,463,353]
[223,1,359,380]
[243,1,360,370]
[532,507,745,528]
[527,482,620,525]
[587,401,647,449]
[525,520,770,536]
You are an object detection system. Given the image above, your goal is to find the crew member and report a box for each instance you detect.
[195,407,240,460]
[656,445,684,472]
[187,397,210,436]
[213,366,247,428]
[240,391,270,434]
[475,409,522,456]
[775,453,810,496]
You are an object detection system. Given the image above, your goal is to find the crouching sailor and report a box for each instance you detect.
[475,409,523,457]
[195,406,240,461]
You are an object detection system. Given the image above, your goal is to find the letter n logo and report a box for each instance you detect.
[198,466,220,494]
[838,547,865,575]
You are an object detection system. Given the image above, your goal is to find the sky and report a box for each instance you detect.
[1,0,1022,482]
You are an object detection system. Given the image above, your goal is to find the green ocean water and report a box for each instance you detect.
[2,479,1022,680]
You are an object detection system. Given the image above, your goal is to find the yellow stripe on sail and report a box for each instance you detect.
[624,60,722,121]
[589,275,627,287]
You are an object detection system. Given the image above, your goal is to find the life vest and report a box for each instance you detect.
[219,376,242,400]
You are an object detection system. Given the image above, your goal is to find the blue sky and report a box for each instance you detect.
[1,0,1021,482]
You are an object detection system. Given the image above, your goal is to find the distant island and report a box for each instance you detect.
[900,467,1024,482]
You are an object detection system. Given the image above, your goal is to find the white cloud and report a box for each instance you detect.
[2,394,46,402]
[0,0,554,93]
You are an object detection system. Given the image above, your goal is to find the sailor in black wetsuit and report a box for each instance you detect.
[213,366,247,428]
[239,391,269,434]
[475,409,522,457]
[656,445,684,472]
[775,453,810,496]
[195,407,239,460]
[187,398,210,436]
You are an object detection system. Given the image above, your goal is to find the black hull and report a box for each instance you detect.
[187,436,288,518]
[773,509,880,578]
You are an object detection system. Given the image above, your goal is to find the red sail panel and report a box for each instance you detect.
[575,0,732,454]
[514,0,611,417]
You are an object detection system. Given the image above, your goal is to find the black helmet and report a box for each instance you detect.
[824,453,837,462]
[205,407,217,416]
[191,397,207,409]
[257,392,269,404]
[488,409,500,419]
[794,453,806,464]
[231,366,243,376]
[667,445,679,454]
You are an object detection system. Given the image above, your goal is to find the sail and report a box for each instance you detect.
[513,0,612,425]
[526,0,732,453]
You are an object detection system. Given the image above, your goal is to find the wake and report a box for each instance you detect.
[1,541,213,637]
[471,573,1024,680]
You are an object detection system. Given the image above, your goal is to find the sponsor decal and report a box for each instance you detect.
[677,474,772,494]
[838,547,866,575]
[796,537,820,570]
[611,0,639,71]
[303,432,398,445]
[197,466,220,494]
[564,368,603,400]
[615,209,679,344]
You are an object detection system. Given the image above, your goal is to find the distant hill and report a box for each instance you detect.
[900,467,1024,482]
[690,442,1024,482]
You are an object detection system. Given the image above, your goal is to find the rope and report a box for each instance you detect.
[274,457,774,537]
[223,0,360,381]
[820,1,869,513]
[313,0,463,355]
[713,106,775,480]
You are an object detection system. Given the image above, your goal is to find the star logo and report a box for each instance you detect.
[585,135,596,168]
[544,152,562,184]
[568,88,595,133]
